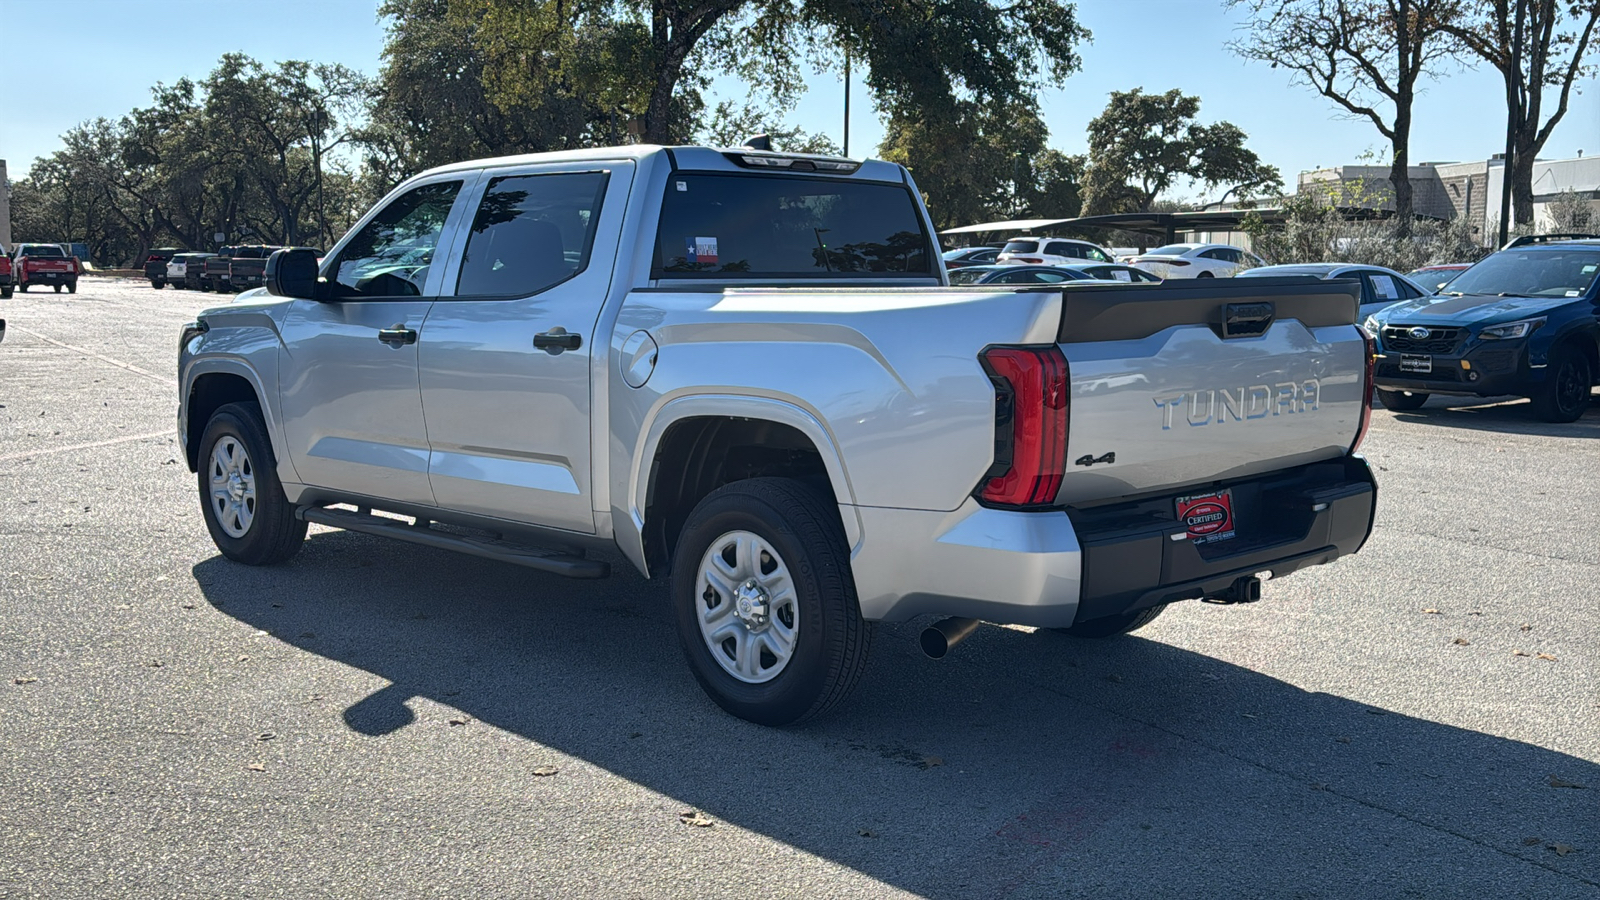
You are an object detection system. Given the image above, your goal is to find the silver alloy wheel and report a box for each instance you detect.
[695,530,799,684]
[208,435,257,539]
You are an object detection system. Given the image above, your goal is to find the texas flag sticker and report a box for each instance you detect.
[686,236,719,265]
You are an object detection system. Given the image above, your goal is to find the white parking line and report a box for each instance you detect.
[0,430,174,463]
[5,324,175,386]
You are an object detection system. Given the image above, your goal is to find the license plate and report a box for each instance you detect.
[1399,354,1433,374]
[1176,489,1236,545]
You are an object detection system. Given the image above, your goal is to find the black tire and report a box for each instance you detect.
[199,278,211,292]
[197,401,307,566]
[66,281,76,294]
[1531,344,1593,423]
[18,283,27,292]
[1054,603,1168,639]
[52,285,61,293]
[671,477,871,726]
[1196,271,1214,278]
[151,279,164,289]
[0,287,11,299]
[1376,388,1430,411]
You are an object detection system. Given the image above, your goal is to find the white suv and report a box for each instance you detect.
[996,236,1115,266]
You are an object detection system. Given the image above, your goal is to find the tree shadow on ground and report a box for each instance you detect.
[194,531,1599,898]
[1387,393,1600,439]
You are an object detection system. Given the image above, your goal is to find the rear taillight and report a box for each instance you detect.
[1165,259,1190,266]
[1017,257,1044,264]
[1350,332,1375,452]
[978,346,1069,507]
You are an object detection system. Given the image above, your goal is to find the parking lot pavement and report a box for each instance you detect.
[1,278,1596,899]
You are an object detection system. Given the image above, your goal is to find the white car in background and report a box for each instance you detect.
[996,236,1116,266]
[1130,243,1265,279]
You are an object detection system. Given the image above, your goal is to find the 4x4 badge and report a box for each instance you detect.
[1074,452,1116,467]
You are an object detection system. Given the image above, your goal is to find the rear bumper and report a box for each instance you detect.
[24,271,74,283]
[850,455,1376,627]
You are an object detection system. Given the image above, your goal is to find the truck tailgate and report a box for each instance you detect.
[1053,278,1364,505]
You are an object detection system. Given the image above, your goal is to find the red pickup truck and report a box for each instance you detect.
[13,244,81,293]
[0,253,13,299]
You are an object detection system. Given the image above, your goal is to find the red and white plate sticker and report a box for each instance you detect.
[1176,489,1236,544]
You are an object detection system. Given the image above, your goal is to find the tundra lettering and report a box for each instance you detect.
[1154,379,1322,429]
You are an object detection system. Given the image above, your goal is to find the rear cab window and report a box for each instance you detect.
[653,173,933,279]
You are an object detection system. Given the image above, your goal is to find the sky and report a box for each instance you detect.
[3,0,1599,203]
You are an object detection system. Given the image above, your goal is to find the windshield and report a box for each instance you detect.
[1147,245,1195,257]
[1441,249,1600,298]
[1002,240,1039,254]
[654,173,931,278]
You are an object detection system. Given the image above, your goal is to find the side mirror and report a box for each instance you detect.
[266,247,321,299]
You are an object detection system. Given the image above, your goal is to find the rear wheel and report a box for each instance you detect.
[1054,604,1168,638]
[197,402,307,565]
[18,283,27,292]
[66,281,76,294]
[0,287,11,299]
[1376,388,1429,411]
[1531,344,1592,423]
[671,477,870,726]
[1196,271,1214,279]
[150,279,164,289]
[52,285,61,293]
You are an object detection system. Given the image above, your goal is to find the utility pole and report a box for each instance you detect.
[1498,0,1526,247]
[843,53,851,157]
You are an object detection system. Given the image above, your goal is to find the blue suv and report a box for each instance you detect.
[1364,234,1600,422]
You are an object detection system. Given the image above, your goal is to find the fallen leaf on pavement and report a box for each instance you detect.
[1549,776,1586,789]
[180,604,196,610]
[144,660,164,668]
[532,766,559,777]
[257,732,275,742]
[448,717,469,727]
[1451,637,1471,646]
[679,810,714,827]
[1522,836,1543,846]
[114,604,131,610]
[857,829,878,838]
[1520,624,1532,632]
[1422,608,1440,614]
[246,763,266,772]
[1537,653,1558,662]
[1512,649,1529,657]
[1550,844,1574,857]
[12,676,38,685]
[921,756,944,770]
[1334,736,1351,744]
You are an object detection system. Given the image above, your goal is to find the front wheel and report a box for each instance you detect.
[197,402,307,565]
[1531,345,1592,422]
[671,477,870,726]
[1053,603,1168,638]
[1376,388,1429,411]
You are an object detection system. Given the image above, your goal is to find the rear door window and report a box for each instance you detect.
[455,171,609,298]
[654,173,932,278]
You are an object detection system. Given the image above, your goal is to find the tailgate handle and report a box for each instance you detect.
[1221,302,1275,339]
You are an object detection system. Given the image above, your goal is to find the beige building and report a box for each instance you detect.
[0,159,11,252]
[1298,153,1600,246]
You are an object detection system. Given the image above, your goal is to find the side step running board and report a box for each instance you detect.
[298,506,610,579]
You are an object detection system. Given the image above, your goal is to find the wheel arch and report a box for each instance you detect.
[628,396,860,577]
[183,364,281,474]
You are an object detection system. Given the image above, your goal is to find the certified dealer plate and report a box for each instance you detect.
[1176,489,1237,545]
[1399,354,1433,374]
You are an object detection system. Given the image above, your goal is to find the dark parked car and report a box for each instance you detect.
[1238,263,1429,319]
[948,264,1114,285]
[941,246,1001,269]
[1365,235,1600,422]
[1049,261,1163,283]
[228,246,290,291]
[1406,263,1473,294]
[144,248,181,288]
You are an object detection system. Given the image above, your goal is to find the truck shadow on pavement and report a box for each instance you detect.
[194,532,1599,898]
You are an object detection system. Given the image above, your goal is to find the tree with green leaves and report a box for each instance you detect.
[1079,88,1280,215]
[1443,0,1600,227]
[447,0,1089,146]
[1228,0,1461,234]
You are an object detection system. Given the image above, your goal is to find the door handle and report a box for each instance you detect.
[377,325,417,347]
[534,328,582,353]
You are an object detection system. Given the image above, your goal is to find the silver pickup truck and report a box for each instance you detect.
[178,144,1378,725]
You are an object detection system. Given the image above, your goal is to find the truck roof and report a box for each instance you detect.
[414,144,906,184]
